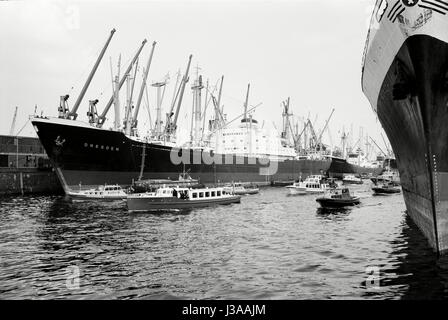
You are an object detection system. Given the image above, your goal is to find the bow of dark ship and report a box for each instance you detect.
[363,0,448,254]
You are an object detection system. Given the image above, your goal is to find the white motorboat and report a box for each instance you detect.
[286,175,330,194]
[127,186,241,212]
[342,174,363,185]
[67,184,127,201]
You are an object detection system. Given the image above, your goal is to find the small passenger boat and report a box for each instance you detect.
[67,184,127,201]
[316,187,360,208]
[127,186,241,212]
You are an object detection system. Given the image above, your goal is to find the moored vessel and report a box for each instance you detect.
[126,186,241,212]
[363,0,448,253]
[67,184,127,201]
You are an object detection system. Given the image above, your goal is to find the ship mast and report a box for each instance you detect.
[66,28,116,120]
[97,39,147,128]
[243,83,250,121]
[110,55,121,131]
[152,80,167,140]
[123,59,139,136]
[131,41,157,135]
[165,55,193,139]
[281,97,292,146]
[163,70,181,138]
[9,106,18,135]
[190,73,203,147]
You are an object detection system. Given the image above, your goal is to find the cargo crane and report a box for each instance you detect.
[315,108,335,150]
[369,136,387,157]
[281,97,292,144]
[97,39,148,127]
[164,54,193,140]
[9,106,18,135]
[62,28,116,120]
[208,76,225,132]
[123,59,139,135]
[131,41,157,135]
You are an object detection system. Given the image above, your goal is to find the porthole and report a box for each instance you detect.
[106,146,109,150]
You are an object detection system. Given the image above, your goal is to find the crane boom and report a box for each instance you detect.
[370,136,387,156]
[132,41,156,131]
[68,28,116,120]
[9,106,18,135]
[170,54,193,133]
[97,39,148,127]
[317,108,335,145]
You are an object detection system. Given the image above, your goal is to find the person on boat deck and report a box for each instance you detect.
[172,188,178,197]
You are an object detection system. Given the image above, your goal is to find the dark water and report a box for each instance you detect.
[1,184,448,299]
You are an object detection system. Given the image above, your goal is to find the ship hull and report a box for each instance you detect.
[375,34,448,254]
[126,195,241,212]
[328,156,382,179]
[31,118,333,191]
[363,1,448,255]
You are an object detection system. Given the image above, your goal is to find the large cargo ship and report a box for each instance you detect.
[363,0,448,254]
[29,28,381,194]
[31,116,333,192]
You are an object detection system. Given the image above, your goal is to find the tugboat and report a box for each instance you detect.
[316,187,360,208]
[223,182,259,195]
[372,182,401,195]
[342,174,363,185]
[67,184,127,201]
[127,186,241,212]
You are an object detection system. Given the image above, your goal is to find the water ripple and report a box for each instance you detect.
[1,184,448,299]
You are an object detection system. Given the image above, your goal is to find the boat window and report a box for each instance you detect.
[217,191,221,196]
[211,191,216,197]
[192,193,197,198]
[205,192,210,197]
[199,192,204,198]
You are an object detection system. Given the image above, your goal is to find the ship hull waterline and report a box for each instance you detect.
[31,118,340,192]
[370,34,448,254]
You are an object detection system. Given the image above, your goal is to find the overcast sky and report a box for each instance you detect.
[0,0,388,152]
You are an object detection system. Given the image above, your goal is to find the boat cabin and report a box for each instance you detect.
[151,187,228,200]
[81,184,123,196]
[328,187,351,199]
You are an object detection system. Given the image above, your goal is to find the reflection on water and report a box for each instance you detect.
[1,184,448,299]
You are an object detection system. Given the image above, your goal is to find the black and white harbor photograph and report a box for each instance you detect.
[1,0,448,307]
